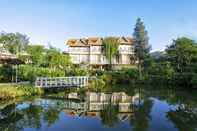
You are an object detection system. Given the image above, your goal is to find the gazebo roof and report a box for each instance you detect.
[0,49,24,65]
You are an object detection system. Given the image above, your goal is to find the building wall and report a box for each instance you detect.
[121,54,131,64]
[119,45,134,55]
[90,46,102,54]
[68,47,89,54]
[68,44,134,65]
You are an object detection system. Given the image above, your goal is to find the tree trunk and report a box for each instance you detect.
[109,50,112,70]
[138,60,142,80]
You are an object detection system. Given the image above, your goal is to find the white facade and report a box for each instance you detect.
[66,37,135,67]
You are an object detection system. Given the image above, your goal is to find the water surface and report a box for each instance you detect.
[0,88,197,131]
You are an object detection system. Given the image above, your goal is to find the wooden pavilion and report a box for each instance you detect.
[0,48,24,83]
[0,51,24,65]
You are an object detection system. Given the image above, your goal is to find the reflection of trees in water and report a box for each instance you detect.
[1,88,197,131]
[97,87,154,130]
[22,104,43,129]
[43,106,61,127]
[0,103,17,118]
[142,87,197,130]
[139,87,197,107]
[0,101,61,131]
[167,105,197,131]
[100,103,119,127]
[0,103,23,131]
[133,87,197,131]
[130,99,153,131]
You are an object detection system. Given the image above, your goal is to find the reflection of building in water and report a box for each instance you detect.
[86,92,134,113]
[34,92,139,112]
[63,92,139,121]
[67,93,78,99]
[64,92,139,121]
[33,92,139,121]
[87,92,132,102]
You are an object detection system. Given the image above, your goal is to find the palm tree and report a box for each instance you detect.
[103,37,120,70]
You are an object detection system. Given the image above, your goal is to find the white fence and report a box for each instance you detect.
[35,76,89,88]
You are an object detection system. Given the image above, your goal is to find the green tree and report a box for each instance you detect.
[44,45,71,70]
[166,37,197,87]
[103,37,120,70]
[49,52,71,70]
[0,32,29,54]
[166,37,197,73]
[147,61,174,84]
[26,45,45,66]
[44,46,60,66]
[133,18,150,79]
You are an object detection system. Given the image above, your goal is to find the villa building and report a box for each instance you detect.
[65,37,135,69]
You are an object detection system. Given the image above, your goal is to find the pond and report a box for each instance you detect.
[0,87,197,131]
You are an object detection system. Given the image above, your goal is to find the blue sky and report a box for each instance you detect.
[0,0,197,51]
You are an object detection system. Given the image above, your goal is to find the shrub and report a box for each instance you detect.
[147,62,174,84]
[0,84,43,100]
[65,67,89,76]
[89,78,105,91]
[100,73,113,84]
[93,68,139,85]
[191,74,197,88]
[110,68,138,84]
[18,65,65,82]
[0,65,13,82]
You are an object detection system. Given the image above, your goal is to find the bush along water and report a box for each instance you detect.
[89,68,139,90]
[0,84,43,100]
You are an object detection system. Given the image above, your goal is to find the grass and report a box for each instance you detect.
[0,83,43,100]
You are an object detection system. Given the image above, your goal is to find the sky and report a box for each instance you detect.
[0,0,197,51]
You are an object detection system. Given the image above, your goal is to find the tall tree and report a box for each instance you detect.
[0,32,29,54]
[166,37,197,73]
[103,37,119,70]
[44,45,71,70]
[165,37,197,87]
[49,52,71,70]
[133,18,150,79]
[26,45,45,66]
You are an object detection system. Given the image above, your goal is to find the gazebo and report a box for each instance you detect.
[0,51,24,65]
[0,47,24,83]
